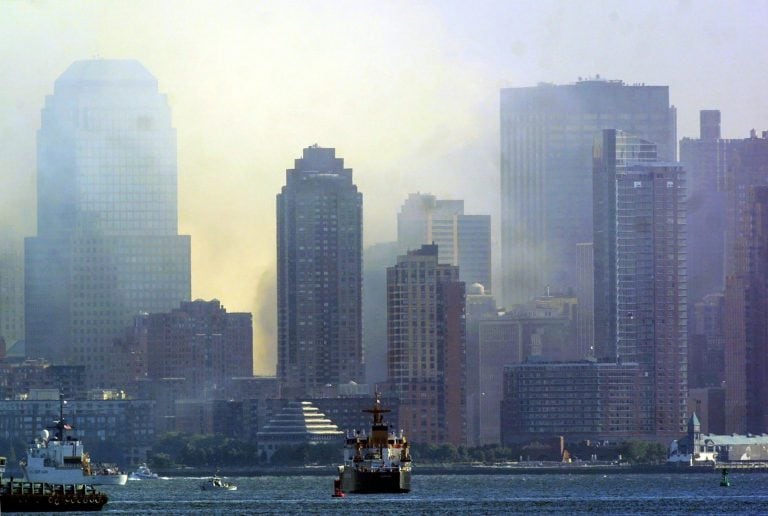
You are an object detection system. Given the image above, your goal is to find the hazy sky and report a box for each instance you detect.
[1,0,766,373]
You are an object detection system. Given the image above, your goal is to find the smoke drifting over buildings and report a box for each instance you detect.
[2,2,768,453]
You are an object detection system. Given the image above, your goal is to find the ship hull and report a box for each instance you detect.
[0,481,108,512]
[21,466,127,486]
[339,467,411,493]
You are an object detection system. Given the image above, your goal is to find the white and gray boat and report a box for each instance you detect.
[19,397,128,486]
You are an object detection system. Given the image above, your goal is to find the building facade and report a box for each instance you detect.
[500,79,676,306]
[465,283,498,447]
[397,193,491,292]
[276,146,364,397]
[500,361,640,444]
[724,186,768,433]
[615,163,687,437]
[362,241,399,387]
[592,129,659,361]
[575,242,594,359]
[143,299,253,399]
[0,398,155,465]
[24,59,191,387]
[689,293,725,389]
[723,131,768,278]
[679,111,732,306]
[476,296,577,445]
[387,245,466,445]
[0,245,24,354]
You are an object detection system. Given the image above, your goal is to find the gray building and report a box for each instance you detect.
[0,245,24,353]
[24,60,191,388]
[276,146,364,398]
[500,79,676,306]
[362,241,399,387]
[592,129,658,360]
[500,361,640,444]
[679,111,731,306]
[397,193,491,292]
[615,163,687,437]
[477,295,577,445]
[465,283,498,447]
[575,242,594,359]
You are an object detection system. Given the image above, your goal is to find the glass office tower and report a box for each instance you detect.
[25,60,191,387]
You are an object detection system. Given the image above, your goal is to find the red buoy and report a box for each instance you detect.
[332,478,346,498]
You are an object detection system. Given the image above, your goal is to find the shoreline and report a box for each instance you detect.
[6,463,761,479]
[146,463,762,477]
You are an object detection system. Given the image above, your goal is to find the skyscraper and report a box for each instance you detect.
[500,79,676,306]
[723,131,768,278]
[679,111,731,306]
[724,186,768,433]
[25,60,191,387]
[276,146,363,398]
[397,193,491,292]
[387,245,466,445]
[615,162,687,436]
[592,129,658,360]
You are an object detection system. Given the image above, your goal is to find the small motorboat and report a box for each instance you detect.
[200,475,237,491]
[129,463,160,480]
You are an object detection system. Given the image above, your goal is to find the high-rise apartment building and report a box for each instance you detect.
[724,131,768,278]
[724,186,768,433]
[276,146,363,398]
[615,163,687,437]
[397,193,491,292]
[387,244,466,445]
[500,79,676,306]
[143,299,253,399]
[25,60,191,386]
[592,129,658,360]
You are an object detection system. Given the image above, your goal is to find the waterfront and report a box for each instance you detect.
[94,472,768,514]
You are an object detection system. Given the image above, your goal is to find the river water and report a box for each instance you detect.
[96,472,768,514]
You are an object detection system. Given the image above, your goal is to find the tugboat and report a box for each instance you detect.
[1,455,109,512]
[19,396,128,486]
[335,393,411,494]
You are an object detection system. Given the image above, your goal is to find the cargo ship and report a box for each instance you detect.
[335,393,411,494]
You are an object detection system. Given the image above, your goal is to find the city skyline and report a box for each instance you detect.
[1,1,767,373]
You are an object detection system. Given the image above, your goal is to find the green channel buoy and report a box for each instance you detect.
[720,468,730,487]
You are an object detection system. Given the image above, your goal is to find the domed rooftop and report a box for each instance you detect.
[468,283,486,295]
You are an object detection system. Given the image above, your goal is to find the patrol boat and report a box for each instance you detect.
[19,397,127,486]
[335,393,411,494]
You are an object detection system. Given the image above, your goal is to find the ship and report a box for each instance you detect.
[1,456,109,512]
[335,393,411,494]
[19,397,128,486]
[128,463,160,480]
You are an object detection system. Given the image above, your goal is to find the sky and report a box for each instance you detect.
[1,0,766,374]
